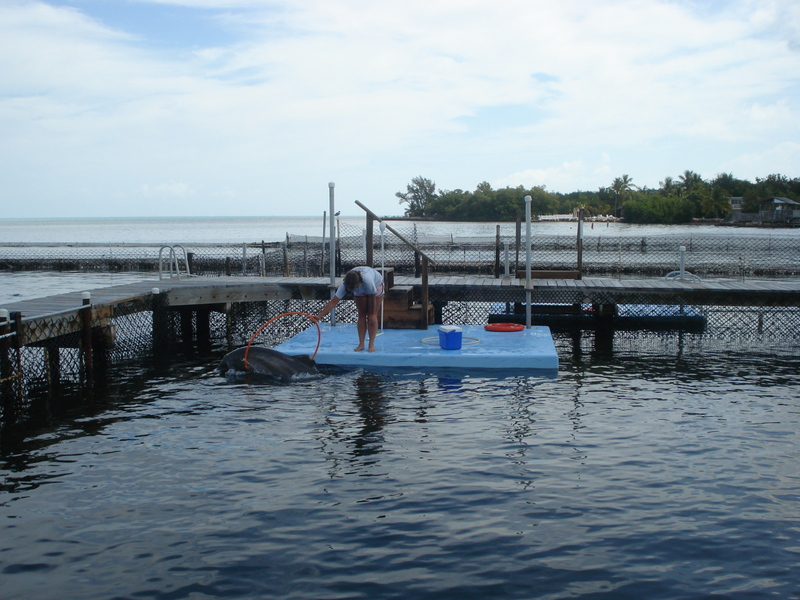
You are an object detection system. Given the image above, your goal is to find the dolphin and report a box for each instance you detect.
[218,346,318,380]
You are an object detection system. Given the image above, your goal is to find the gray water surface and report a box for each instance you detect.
[2,341,799,600]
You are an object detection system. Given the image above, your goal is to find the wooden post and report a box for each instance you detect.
[494,224,501,278]
[46,345,61,399]
[151,288,169,349]
[365,214,374,267]
[577,207,584,280]
[283,235,290,276]
[0,309,15,425]
[515,211,521,274]
[196,307,211,349]
[420,256,430,330]
[180,309,194,343]
[80,293,94,403]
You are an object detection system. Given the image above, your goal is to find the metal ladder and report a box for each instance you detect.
[158,245,191,280]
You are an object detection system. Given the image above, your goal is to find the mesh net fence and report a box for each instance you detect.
[3,290,799,434]
[3,226,799,280]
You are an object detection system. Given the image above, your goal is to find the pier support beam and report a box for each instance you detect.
[1,310,16,426]
[196,308,211,348]
[152,288,170,349]
[80,293,94,403]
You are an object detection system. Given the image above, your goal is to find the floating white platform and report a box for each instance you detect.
[273,324,558,373]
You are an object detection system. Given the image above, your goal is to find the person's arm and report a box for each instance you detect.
[313,295,341,322]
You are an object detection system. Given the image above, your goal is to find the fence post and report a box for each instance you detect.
[303,236,308,277]
[80,292,94,403]
[420,256,430,329]
[525,196,532,328]
[576,207,584,280]
[366,214,374,267]
[0,309,15,425]
[515,211,521,273]
[196,307,211,349]
[283,235,290,276]
[151,288,169,349]
[494,225,501,278]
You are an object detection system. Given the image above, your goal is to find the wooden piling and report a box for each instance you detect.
[80,293,94,403]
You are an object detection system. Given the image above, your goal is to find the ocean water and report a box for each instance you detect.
[2,216,798,304]
[1,218,800,599]
[1,340,799,600]
[2,216,798,245]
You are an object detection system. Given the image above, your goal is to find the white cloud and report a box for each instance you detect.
[1,0,798,217]
[721,141,800,179]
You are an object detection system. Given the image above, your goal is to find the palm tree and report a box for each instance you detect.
[610,174,635,217]
[660,176,679,196]
[678,170,704,195]
[700,187,732,218]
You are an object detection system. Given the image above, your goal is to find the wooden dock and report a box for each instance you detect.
[2,275,798,346]
[4,275,800,317]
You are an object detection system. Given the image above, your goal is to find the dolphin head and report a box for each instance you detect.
[218,346,318,380]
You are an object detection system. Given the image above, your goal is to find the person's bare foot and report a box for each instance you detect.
[354,344,365,352]
[368,347,376,353]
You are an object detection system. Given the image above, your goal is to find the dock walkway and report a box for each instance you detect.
[3,274,798,347]
[4,275,800,319]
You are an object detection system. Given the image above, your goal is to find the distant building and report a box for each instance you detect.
[761,197,800,223]
[730,196,799,225]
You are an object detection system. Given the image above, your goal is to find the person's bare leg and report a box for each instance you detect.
[354,296,367,351]
[367,296,383,352]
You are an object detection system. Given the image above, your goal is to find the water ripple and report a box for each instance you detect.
[1,352,799,599]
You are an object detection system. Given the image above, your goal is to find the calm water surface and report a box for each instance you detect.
[2,219,800,598]
[2,216,798,244]
[2,340,799,600]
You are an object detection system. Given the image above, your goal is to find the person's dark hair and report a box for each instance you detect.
[344,270,362,292]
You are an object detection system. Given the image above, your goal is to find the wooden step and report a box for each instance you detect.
[382,302,434,329]
[384,285,413,310]
[376,267,394,289]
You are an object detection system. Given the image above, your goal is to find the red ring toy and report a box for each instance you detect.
[244,311,321,370]
[484,322,525,332]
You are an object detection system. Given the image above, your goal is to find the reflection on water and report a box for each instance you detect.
[1,339,800,600]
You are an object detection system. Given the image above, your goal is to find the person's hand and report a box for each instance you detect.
[309,314,320,323]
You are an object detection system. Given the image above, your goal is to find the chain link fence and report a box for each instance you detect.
[3,288,800,437]
[3,225,799,280]
[336,221,800,280]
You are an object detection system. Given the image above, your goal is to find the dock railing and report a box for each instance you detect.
[355,200,436,329]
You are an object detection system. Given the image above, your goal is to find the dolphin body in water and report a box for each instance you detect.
[218,346,318,380]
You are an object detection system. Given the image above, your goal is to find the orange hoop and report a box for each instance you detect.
[243,311,321,370]
[484,322,525,332]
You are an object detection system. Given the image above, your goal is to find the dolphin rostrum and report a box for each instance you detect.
[218,346,318,380]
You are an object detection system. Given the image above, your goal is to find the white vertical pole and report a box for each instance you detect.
[380,221,386,330]
[329,182,337,325]
[525,195,532,328]
[679,245,686,280]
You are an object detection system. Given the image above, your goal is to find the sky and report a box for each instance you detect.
[1,0,799,219]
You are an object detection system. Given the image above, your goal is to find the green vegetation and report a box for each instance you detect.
[395,173,800,224]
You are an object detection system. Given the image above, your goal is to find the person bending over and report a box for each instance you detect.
[312,266,384,352]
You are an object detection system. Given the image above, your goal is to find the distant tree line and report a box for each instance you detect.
[395,172,800,224]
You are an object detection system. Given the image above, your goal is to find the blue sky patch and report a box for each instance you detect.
[47,0,239,50]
